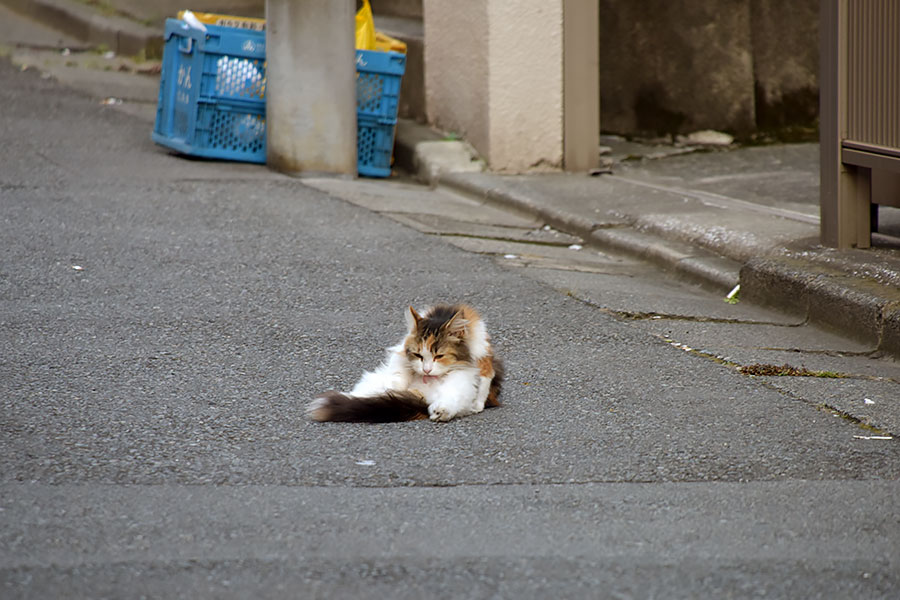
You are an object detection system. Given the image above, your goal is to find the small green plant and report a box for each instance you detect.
[723,284,740,304]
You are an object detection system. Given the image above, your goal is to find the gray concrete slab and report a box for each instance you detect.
[386,213,582,245]
[303,177,542,227]
[520,267,800,324]
[443,238,640,275]
[615,143,821,210]
[445,171,635,232]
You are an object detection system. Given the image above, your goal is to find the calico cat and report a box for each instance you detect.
[309,304,502,422]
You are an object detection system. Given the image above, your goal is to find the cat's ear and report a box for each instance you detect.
[406,306,422,331]
[443,311,469,337]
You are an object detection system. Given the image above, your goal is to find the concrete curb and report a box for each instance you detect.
[741,257,900,355]
[590,227,741,291]
[437,170,741,293]
[439,172,597,240]
[1,0,162,57]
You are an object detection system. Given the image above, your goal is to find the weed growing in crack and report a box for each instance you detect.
[738,363,847,378]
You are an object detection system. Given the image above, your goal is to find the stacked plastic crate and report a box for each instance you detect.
[152,18,406,177]
[354,50,405,178]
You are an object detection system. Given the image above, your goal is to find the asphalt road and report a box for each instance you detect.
[1,58,898,598]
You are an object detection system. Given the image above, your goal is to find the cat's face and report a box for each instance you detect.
[404,307,472,378]
[404,334,463,377]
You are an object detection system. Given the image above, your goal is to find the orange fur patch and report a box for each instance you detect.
[478,355,494,378]
[480,354,501,407]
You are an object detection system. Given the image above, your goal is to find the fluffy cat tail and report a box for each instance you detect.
[308,390,429,423]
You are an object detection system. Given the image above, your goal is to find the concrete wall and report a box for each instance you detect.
[598,0,819,138]
[599,0,754,137]
[750,0,819,131]
[423,0,491,157]
[423,0,563,171]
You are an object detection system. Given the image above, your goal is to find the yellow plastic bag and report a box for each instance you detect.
[375,31,407,53]
[355,0,376,51]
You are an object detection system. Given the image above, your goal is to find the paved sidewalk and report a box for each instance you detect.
[3,0,900,358]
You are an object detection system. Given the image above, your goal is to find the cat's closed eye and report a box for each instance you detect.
[433,354,444,360]
[411,352,422,359]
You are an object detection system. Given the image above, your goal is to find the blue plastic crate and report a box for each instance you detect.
[153,18,406,175]
[161,19,266,106]
[153,19,266,162]
[355,50,404,177]
[357,115,397,178]
[355,50,406,122]
[154,99,266,163]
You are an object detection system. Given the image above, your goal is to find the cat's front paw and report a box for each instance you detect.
[428,402,456,422]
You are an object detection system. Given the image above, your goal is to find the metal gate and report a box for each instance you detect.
[820,0,900,248]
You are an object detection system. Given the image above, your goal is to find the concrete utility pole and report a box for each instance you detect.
[265,0,357,176]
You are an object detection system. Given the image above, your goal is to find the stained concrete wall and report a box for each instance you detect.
[749,0,819,131]
[423,0,563,171]
[599,0,754,136]
[598,0,819,138]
